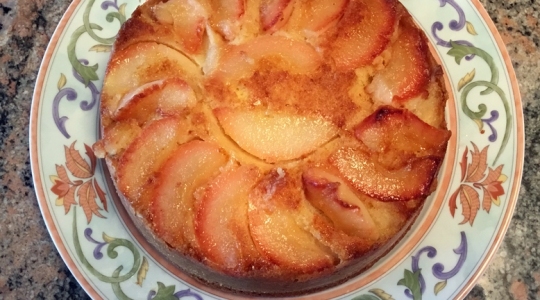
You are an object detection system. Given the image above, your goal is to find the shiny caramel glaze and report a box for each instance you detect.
[93,0,451,293]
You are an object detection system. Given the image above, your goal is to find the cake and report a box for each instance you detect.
[93,0,451,295]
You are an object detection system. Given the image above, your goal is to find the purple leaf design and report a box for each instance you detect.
[84,228,108,260]
[52,59,99,138]
[405,231,468,298]
[101,0,119,10]
[53,88,78,139]
[431,0,475,60]
[73,59,99,111]
[438,0,466,31]
[481,110,500,142]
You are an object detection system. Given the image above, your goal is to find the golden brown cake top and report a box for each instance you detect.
[93,0,451,292]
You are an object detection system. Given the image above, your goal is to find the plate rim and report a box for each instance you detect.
[29,0,525,299]
[30,0,102,298]
[448,1,524,299]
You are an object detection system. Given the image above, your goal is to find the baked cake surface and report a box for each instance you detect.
[94,0,451,294]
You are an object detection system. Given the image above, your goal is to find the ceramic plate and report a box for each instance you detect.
[30,0,524,299]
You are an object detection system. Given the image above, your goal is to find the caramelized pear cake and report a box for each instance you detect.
[94,0,451,294]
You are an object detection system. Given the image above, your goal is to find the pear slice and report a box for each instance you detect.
[210,35,322,81]
[151,140,227,255]
[260,0,294,32]
[328,0,397,71]
[367,18,432,103]
[354,106,450,159]
[330,147,440,201]
[115,117,193,215]
[194,166,267,274]
[302,167,377,239]
[114,78,197,125]
[214,108,338,163]
[101,42,201,117]
[248,170,337,275]
[288,0,349,33]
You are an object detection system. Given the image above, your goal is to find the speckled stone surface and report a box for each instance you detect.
[0,0,536,299]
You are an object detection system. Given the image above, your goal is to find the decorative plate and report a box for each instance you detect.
[30,0,524,299]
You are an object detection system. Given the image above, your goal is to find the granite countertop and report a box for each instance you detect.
[0,0,537,299]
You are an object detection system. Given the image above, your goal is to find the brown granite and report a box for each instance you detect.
[0,0,89,298]
[0,0,537,299]
[466,1,540,299]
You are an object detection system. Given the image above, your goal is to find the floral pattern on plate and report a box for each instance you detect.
[30,0,523,299]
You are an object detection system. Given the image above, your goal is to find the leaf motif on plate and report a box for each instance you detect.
[65,142,93,179]
[466,21,478,35]
[476,164,507,212]
[465,143,488,182]
[458,184,480,225]
[434,280,447,295]
[369,288,395,300]
[102,232,115,243]
[450,143,507,225]
[84,143,97,174]
[136,256,149,286]
[89,44,113,53]
[457,69,475,91]
[93,178,108,212]
[153,282,177,300]
[56,164,72,185]
[57,73,67,90]
[50,175,69,197]
[50,164,79,213]
[62,185,78,214]
[119,3,127,18]
[77,180,105,223]
[397,269,422,300]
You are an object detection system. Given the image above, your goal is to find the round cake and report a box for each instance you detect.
[94,0,451,295]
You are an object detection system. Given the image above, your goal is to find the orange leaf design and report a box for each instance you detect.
[459,146,468,181]
[63,186,78,214]
[93,178,108,212]
[448,187,460,217]
[459,184,480,225]
[85,143,97,174]
[77,180,105,223]
[474,165,506,212]
[65,142,93,179]
[480,186,492,213]
[51,177,70,197]
[465,143,488,183]
[449,143,507,226]
[56,164,72,184]
[479,165,503,186]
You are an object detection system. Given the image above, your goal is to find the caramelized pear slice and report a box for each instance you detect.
[367,18,431,103]
[288,0,349,32]
[208,0,245,40]
[302,167,377,239]
[260,0,294,32]
[115,117,193,214]
[210,35,322,81]
[152,140,227,255]
[114,78,197,125]
[214,108,338,163]
[94,119,141,158]
[354,106,450,158]
[328,0,397,71]
[151,0,208,54]
[330,147,440,201]
[248,170,337,274]
[195,166,265,273]
[101,42,201,116]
